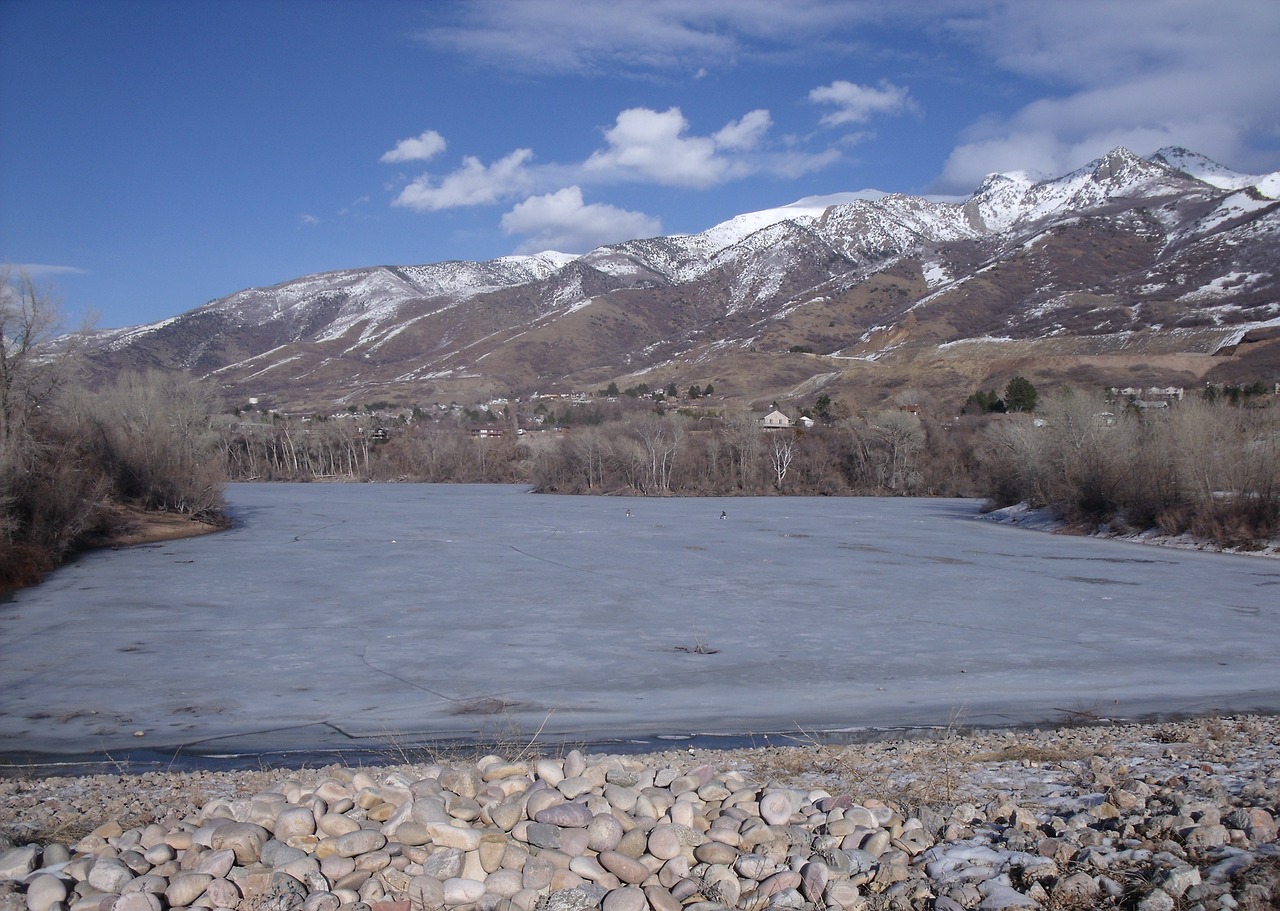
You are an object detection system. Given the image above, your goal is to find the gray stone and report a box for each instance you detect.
[25,874,68,911]
[392,823,431,847]
[300,893,340,911]
[1184,824,1230,850]
[261,842,308,869]
[977,879,1038,909]
[524,824,562,850]
[420,849,464,882]
[407,876,445,911]
[800,861,828,903]
[641,886,680,911]
[535,804,593,829]
[562,752,586,780]
[193,848,236,877]
[119,876,165,896]
[823,881,863,911]
[1158,866,1201,898]
[259,872,309,911]
[0,847,40,883]
[164,873,213,908]
[441,877,485,905]
[600,886,646,911]
[1136,889,1176,911]
[317,815,361,838]
[488,802,523,833]
[209,823,270,865]
[693,842,736,866]
[596,852,648,886]
[586,815,623,853]
[540,885,604,911]
[205,878,242,908]
[41,846,71,867]
[733,853,773,881]
[521,858,555,891]
[334,830,387,858]
[109,894,161,911]
[437,768,480,800]
[1051,872,1099,903]
[86,860,133,895]
[759,792,792,826]
[273,808,317,841]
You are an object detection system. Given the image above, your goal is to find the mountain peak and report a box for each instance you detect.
[1150,146,1278,198]
[1090,147,1147,179]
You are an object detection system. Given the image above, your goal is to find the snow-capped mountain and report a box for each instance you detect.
[82,148,1280,413]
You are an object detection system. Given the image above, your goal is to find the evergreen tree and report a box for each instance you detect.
[1004,376,1039,412]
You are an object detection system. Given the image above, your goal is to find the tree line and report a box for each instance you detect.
[1,271,226,592]
[223,385,1279,548]
[220,403,975,498]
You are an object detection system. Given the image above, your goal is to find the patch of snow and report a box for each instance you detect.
[99,315,185,350]
[1177,270,1270,302]
[1175,191,1277,239]
[937,336,1016,349]
[680,190,889,256]
[237,355,303,382]
[208,344,293,375]
[979,501,1280,558]
[1152,146,1280,198]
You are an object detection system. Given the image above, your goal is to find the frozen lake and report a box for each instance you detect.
[2,483,1278,767]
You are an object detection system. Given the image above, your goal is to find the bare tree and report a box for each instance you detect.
[0,268,79,444]
[633,414,685,494]
[768,432,797,490]
[724,411,764,491]
[96,369,226,516]
[572,426,613,490]
[872,410,926,492]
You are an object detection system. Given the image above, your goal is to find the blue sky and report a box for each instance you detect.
[3,0,1278,329]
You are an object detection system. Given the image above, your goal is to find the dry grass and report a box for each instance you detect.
[968,743,1091,764]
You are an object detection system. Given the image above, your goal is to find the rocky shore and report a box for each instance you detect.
[2,715,1278,911]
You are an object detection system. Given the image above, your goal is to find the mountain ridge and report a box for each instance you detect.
[81,147,1280,413]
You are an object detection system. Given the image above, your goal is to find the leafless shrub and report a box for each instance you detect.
[974,389,1280,546]
[1,272,228,593]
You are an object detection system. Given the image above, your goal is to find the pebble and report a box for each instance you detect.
[2,715,1278,911]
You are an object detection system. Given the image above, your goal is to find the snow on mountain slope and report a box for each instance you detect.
[1174,190,1280,241]
[820,194,980,260]
[967,148,1205,232]
[78,146,1280,413]
[687,190,889,254]
[1152,146,1280,198]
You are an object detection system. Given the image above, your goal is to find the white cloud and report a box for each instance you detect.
[809,80,914,126]
[3,263,87,278]
[583,107,762,187]
[392,149,536,211]
[418,0,878,75]
[767,148,845,179]
[501,186,661,253]
[933,0,1280,191]
[299,214,320,226]
[380,130,447,163]
[713,109,772,151]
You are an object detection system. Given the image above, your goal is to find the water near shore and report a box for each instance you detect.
[2,484,1278,768]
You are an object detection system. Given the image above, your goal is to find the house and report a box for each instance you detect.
[760,409,793,431]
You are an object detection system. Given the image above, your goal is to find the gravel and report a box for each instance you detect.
[2,714,1278,911]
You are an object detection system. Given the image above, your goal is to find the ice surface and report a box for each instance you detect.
[1,485,1277,759]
